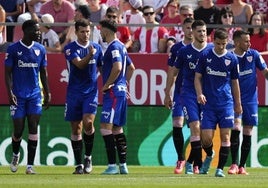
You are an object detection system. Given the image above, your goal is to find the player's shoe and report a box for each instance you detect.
[73,165,84,174]
[215,168,225,177]
[193,166,199,174]
[174,160,185,174]
[25,166,36,174]
[119,163,129,174]
[185,162,193,175]
[238,167,249,175]
[83,157,92,174]
[10,153,20,173]
[199,150,215,174]
[228,164,239,174]
[102,165,119,175]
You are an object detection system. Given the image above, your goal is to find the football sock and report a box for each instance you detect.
[239,135,251,168]
[114,133,127,164]
[27,139,37,165]
[187,140,202,164]
[12,138,21,155]
[71,140,83,165]
[217,146,229,170]
[230,130,240,164]
[103,134,116,164]
[83,132,94,157]
[173,127,185,161]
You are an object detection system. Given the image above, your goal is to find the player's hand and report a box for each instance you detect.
[43,92,51,110]
[88,45,96,58]
[9,93,17,106]
[164,94,172,109]
[197,94,207,105]
[102,84,114,93]
[234,103,243,115]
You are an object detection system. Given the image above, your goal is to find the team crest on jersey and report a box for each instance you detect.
[206,58,212,63]
[17,51,22,56]
[247,56,253,62]
[65,49,71,56]
[187,54,192,59]
[34,49,40,56]
[112,50,120,58]
[225,59,231,66]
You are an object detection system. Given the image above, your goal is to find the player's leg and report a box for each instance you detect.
[172,96,185,174]
[238,104,257,175]
[65,96,84,174]
[100,95,118,175]
[82,94,97,174]
[10,99,26,173]
[228,115,241,174]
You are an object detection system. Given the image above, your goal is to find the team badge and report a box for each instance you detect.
[247,56,253,62]
[225,59,231,66]
[34,49,40,56]
[65,49,71,56]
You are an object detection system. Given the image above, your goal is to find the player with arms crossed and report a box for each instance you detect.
[5,19,51,174]
[164,17,194,174]
[194,28,242,177]
[64,18,103,174]
[99,19,135,175]
[228,30,268,175]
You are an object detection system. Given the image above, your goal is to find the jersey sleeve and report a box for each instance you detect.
[4,45,15,67]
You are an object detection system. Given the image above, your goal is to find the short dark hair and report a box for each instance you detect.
[99,19,117,33]
[183,17,194,25]
[76,5,91,20]
[142,5,154,13]
[191,19,206,30]
[75,18,90,31]
[214,28,228,40]
[106,6,119,15]
[233,30,249,41]
[22,19,38,33]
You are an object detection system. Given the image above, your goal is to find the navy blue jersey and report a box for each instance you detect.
[5,40,47,98]
[195,48,239,108]
[64,41,103,95]
[175,43,214,97]
[168,41,186,94]
[234,49,267,104]
[102,39,132,97]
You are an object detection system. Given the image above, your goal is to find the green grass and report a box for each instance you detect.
[0,166,268,188]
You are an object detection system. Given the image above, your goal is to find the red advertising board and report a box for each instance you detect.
[0,53,267,105]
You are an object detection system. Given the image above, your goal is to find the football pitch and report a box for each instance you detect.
[0,166,268,188]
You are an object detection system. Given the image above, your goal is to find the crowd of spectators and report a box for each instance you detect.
[0,0,267,53]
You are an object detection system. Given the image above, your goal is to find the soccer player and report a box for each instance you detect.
[164,17,194,174]
[194,28,242,177]
[99,19,135,175]
[5,19,51,174]
[64,18,103,174]
[228,30,268,175]
[165,20,213,175]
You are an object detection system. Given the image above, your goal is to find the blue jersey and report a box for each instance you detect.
[5,40,47,98]
[175,43,214,97]
[234,49,267,104]
[168,41,186,94]
[195,48,239,108]
[102,39,131,96]
[64,41,103,95]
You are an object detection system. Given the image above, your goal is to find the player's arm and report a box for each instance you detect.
[4,65,17,106]
[261,68,268,80]
[126,63,135,84]
[164,66,179,109]
[231,79,242,115]
[72,45,95,69]
[40,66,51,110]
[194,72,206,105]
[102,62,122,93]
